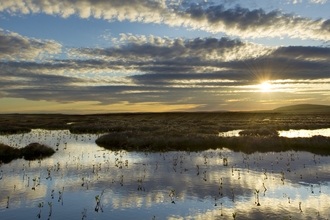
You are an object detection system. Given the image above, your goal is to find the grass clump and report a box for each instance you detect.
[0,143,21,163]
[238,127,279,136]
[21,143,55,160]
[0,142,55,163]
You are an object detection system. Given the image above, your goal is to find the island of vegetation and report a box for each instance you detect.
[0,142,55,163]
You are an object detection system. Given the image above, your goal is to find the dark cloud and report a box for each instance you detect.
[186,4,276,29]
[128,72,244,85]
[321,19,330,31]
[72,37,330,81]
[72,36,246,61]
[270,46,330,60]
[179,3,330,40]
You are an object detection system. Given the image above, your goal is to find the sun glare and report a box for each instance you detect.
[260,81,271,92]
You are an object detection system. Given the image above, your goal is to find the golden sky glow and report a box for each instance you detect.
[1,0,330,113]
[0,98,200,114]
[259,81,272,92]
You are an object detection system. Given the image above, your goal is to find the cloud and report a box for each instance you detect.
[180,4,330,40]
[0,29,62,61]
[0,0,168,20]
[1,1,330,41]
[71,35,271,63]
[0,62,86,90]
[70,36,330,80]
[1,34,330,110]
[308,0,327,3]
[270,46,330,61]
[308,0,328,4]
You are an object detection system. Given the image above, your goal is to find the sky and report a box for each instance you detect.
[1,0,330,114]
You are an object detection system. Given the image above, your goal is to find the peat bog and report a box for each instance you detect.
[0,112,330,219]
[2,112,330,154]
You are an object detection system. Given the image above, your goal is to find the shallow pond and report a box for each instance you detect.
[0,129,330,219]
[219,128,330,138]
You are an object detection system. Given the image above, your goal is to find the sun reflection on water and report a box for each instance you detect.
[219,128,330,138]
[278,128,330,138]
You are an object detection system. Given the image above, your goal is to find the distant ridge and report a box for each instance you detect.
[273,104,330,113]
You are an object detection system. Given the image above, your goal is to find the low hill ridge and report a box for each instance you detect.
[273,104,330,113]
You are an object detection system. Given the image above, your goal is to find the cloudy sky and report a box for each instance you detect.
[1,0,330,113]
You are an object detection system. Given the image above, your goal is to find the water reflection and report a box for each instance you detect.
[219,128,330,138]
[218,130,243,137]
[279,128,330,138]
[0,130,330,219]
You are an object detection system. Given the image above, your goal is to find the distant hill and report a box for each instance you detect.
[273,104,330,113]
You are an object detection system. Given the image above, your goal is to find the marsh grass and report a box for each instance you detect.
[96,132,330,155]
[0,142,55,163]
[220,136,330,155]
[239,127,279,136]
[0,143,21,163]
[1,112,330,135]
[95,131,222,152]
[21,143,56,160]
[0,126,31,135]
[1,112,330,155]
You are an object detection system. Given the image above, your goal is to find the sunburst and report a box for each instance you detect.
[259,81,272,92]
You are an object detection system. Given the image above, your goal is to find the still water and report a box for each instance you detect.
[219,128,330,138]
[0,130,330,219]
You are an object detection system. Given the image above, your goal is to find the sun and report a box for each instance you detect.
[259,81,272,92]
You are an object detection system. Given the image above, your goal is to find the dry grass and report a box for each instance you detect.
[1,112,330,135]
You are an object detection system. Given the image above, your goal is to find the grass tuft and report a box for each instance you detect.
[0,143,21,163]
[0,142,55,163]
[239,127,279,136]
[21,143,56,160]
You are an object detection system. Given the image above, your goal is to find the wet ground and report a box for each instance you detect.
[0,129,329,219]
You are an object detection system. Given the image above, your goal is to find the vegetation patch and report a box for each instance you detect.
[0,126,31,135]
[21,143,56,160]
[218,135,330,155]
[96,132,330,155]
[95,132,221,152]
[0,143,21,163]
[0,142,55,163]
[70,124,129,134]
[238,127,279,136]
[1,111,330,135]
